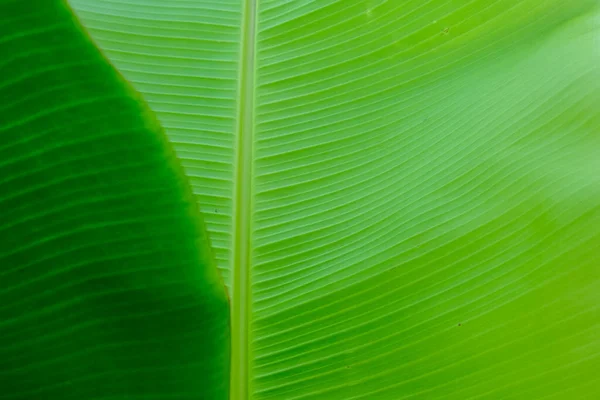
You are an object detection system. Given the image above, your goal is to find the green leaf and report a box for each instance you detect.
[71,0,600,399]
[0,1,229,399]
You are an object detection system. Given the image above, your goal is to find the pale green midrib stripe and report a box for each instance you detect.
[231,0,258,399]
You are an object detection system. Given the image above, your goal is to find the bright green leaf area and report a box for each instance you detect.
[27,0,600,399]
[0,1,229,399]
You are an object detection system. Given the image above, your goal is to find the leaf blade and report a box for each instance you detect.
[71,0,600,398]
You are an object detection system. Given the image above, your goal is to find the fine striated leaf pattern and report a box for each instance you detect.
[70,0,243,287]
[72,0,600,399]
[0,1,229,399]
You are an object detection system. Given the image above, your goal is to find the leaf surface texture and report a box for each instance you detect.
[71,0,600,399]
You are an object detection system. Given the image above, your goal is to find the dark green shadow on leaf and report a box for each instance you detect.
[0,1,230,398]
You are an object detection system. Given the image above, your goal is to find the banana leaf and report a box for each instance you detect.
[72,0,600,398]
[4,0,600,399]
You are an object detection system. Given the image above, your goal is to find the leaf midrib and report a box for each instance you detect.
[231,0,258,399]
